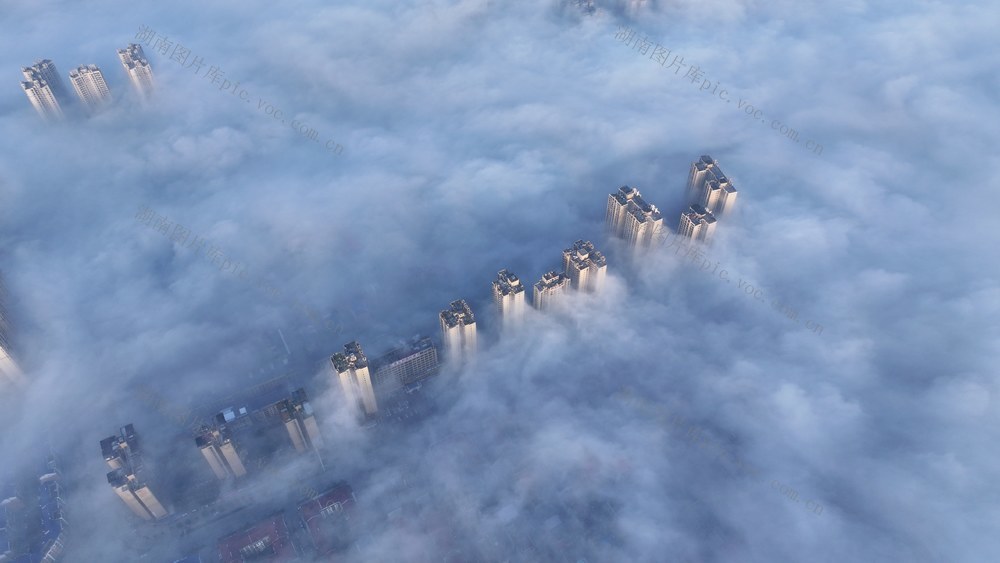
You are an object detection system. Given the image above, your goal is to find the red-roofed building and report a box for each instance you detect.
[298,483,356,556]
[217,513,296,562]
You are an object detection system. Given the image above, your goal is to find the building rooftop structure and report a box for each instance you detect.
[607,186,664,249]
[562,240,607,292]
[117,43,154,100]
[298,483,356,556]
[492,269,527,329]
[492,269,525,299]
[217,513,296,563]
[439,300,477,366]
[331,342,378,416]
[371,336,440,391]
[440,300,475,329]
[533,270,570,310]
[677,203,718,243]
[687,155,737,216]
[331,341,368,372]
[68,64,111,113]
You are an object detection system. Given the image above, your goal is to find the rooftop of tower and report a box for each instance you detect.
[685,204,717,224]
[331,341,367,371]
[564,240,607,269]
[493,269,525,295]
[535,270,569,290]
[440,299,475,328]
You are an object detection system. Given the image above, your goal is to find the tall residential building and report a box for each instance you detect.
[20,64,64,121]
[0,275,26,389]
[195,425,247,479]
[677,204,718,242]
[278,389,324,454]
[533,271,570,310]
[68,65,111,113]
[686,155,737,217]
[331,342,378,417]
[0,454,68,563]
[371,336,439,393]
[562,240,607,293]
[27,60,69,100]
[100,424,168,520]
[440,300,477,366]
[492,269,526,328]
[117,44,154,100]
[606,186,665,249]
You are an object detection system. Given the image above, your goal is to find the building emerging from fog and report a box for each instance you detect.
[116,44,154,100]
[196,425,248,480]
[195,387,324,478]
[20,60,66,121]
[440,300,477,366]
[371,336,440,394]
[331,342,378,417]
[686,155,737,217]
[68,65,111,113]
[1,454,67,563]
[606,186,664,249]
[278,389,324,454]
[0,275,26,390]
[562,240,607,292]
[677,204,718,243]
[492,269,526,328]
[533,271,570,310]
[100,424,169,521]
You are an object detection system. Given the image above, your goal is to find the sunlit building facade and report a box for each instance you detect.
[117,44,155,100]
[686,155,737,217]
[492,269,526,329]
[68,65,111,113]
[533,271,570,310]
[440,300,477,365]
[606,186,664,249]
[562,240,607,293]
[677,204,717,242]
[278,388,324,454]
[331,342,378,416]
[20,61,65,120]
[100,424,168,520]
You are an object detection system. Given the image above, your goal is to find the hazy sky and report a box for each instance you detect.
[2,0,999,561]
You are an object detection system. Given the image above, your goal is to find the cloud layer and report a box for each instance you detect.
[2,0,998,561]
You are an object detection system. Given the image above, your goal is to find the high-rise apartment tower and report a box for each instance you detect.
[440,300,477,366]
[331,342,378,417]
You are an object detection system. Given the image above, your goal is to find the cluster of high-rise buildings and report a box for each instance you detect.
[101,386,328,520]
[101,424,169,522]
[1,455,67,563]
[331,238,608,419]
[84,155,740,559]
[607,155,738,245]
[195,387,324,481]
[678,155,738,242]
[20,44,154,120]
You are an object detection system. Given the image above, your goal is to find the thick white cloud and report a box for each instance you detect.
[1,0,998,561]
